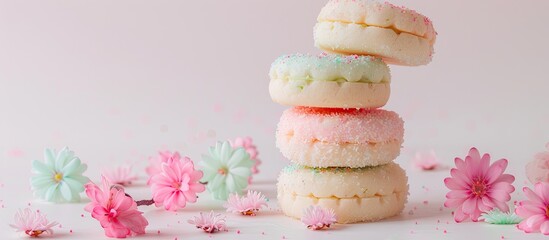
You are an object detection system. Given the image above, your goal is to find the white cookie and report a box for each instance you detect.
[269,53,391,108]
[314,0,436,66]
[277,163,408,223]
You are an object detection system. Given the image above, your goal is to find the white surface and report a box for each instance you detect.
[1,0,549,239]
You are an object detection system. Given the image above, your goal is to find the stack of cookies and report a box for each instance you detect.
[270,0,436,223]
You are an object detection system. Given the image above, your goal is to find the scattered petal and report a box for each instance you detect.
[412,150,439,170]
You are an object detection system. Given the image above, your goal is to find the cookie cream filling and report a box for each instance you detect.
[319,20,429,41]
[269,53,390,84]
[287,190,407,202]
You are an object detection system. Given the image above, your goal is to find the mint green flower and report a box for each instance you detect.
[481,208,522,225]
[200,141,253,200]
[30,147,89,202]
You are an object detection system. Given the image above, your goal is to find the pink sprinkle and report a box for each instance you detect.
[237,230,240,234]
[423,200,429,205]
[282,236,286,239]
[443,230,447,234]
[436,227,439,230]
[415,221,418,225]
[157,230,161,234]
[501,236,504,239]
[70,229,73,233]
[262,232,265,235]
[437,219,440,223]
[27,202,31,206]
[59,225,63,228]
[81,214,84,217]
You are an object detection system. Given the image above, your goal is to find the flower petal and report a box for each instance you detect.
[444,177,466,190]
[485,159,508,184]
[62,158,83,176]
[453,206,468,223]
[209,175,225,190]
[446,190,468,199]
[523,187,544,205]
[32,160,54,175]
[220,141,231,164]
[462,197,477,214]
[45,184,59,201]
[59,181,73,201]
[535,182,549,203]
[541,220,549,235]
[444,198,466,208]
[496,174,515,184]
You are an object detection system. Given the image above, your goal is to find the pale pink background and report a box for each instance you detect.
[0,1,549,239]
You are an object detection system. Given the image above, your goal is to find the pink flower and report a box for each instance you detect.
[145,151,179,184]
[412,150,439,170]
[224,190,268,216]
[85,176,148,238]
[444,147,515,222]
[10,208,58,237]
[230,137,261,180]
[150,156,205,211]
[301,206,336,230]
[102,165,138,186]
[516,182,549,234]
[188,211,227,233]
[526,143,549,184]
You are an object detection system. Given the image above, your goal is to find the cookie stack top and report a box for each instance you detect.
[269,0,436,109]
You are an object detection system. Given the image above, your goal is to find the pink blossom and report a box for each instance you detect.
[412,150,439,170]
[188,211,227,233]
[85,176,148,238]
[516,182,549,234]
[102,165,138,186]
[150,156,205,211]
[444,147,515,222]
[230,137,261,182]
[10,208,58,237]
[224,190,268,216]
[301,206,336,230]
[526,143,549,184]
[145,151,179,184]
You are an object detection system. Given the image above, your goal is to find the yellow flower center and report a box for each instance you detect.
[54,173,63,182]
[546,205,549,218]
[218,168,227,175]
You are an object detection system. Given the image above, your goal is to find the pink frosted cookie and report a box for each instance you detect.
[269,53,391,109]
[314,0,436,66]
[277,163,408,223]
[276,107,404,167]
